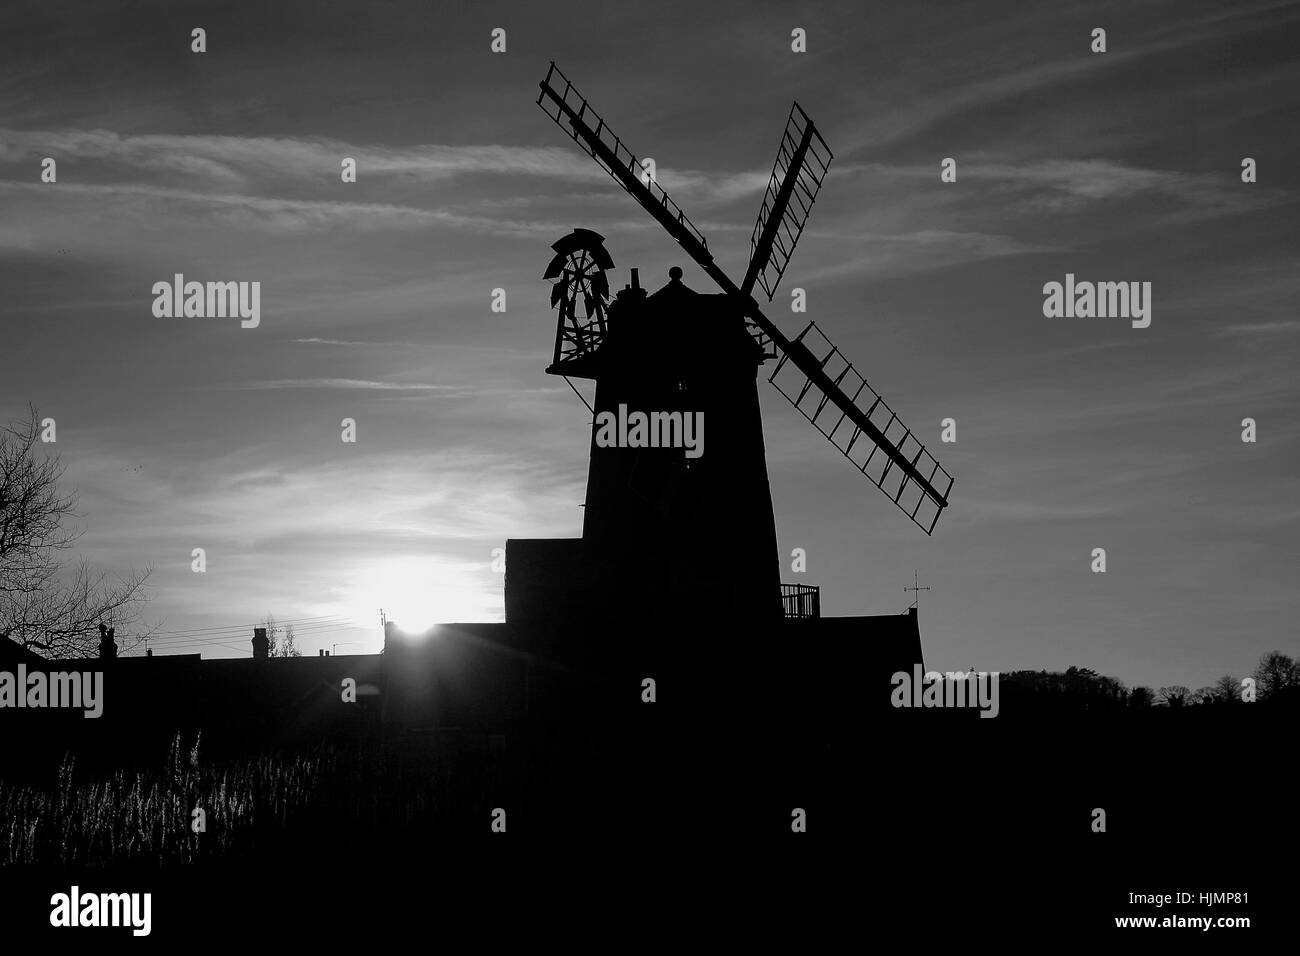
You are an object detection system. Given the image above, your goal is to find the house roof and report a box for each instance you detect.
[0,635,49,666]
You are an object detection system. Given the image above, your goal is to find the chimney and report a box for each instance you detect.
[98,623,117,660]
[319,648,325,656]
[146,648,153,658]
[617,266,648,303]
[252,626,269,659]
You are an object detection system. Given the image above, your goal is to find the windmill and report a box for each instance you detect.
[543,228,613,374]
[535,62,953,540]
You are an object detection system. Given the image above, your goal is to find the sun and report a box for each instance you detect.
[385,598,439,635]
[344,559,498,635]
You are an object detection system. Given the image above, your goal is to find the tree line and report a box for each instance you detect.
[1000,653,1300,710]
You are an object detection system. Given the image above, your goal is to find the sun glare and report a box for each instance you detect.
[343,560,497,635]
[386,601,438,635]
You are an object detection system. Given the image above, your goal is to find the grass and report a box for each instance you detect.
[0,727,518,866]
[0,731,331,866]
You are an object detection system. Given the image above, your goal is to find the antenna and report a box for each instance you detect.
[904,570,931,610]
[535,63,954,535]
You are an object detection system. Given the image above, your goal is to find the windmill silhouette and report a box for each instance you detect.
[507,63,955,632]
[535,62,954,546]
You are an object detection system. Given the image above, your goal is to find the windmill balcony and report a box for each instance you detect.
[780,583,821,619]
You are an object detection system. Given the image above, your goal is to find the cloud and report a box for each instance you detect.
[292,338,390,346]
[992,160,1281,224]
[1215,320,1300,336]
[289,338,545,356]
[230,379,461,392]
[983,159,1170,200]
[836,1,1300,154]
[218,379,565,402]
[0,178,583,238]
[60,438,591,636]
[950,495,1116,526]
[0,128,770,209]
[796,229,1052,283]
[0,129,592,183]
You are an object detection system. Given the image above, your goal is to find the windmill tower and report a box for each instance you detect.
[506,63,953,640]
[544,231,783,625]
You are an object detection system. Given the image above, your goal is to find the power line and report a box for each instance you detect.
[144,629,372,655]
[146,618,354,642]
[256,625,370,640]
[153,614,346,635]
[274,621,366,632]
[147,626,373,650]
[281,625,370,635]
[144,632,374,655]
[128,620,377,656]
[147,614,350,637]
[134,641,250,654]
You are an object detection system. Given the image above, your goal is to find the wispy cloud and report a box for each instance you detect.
[838,1,1300,154]
[292,338,392,347]
[0,128,771,212]
[0,129,598,183]
[1216,320,1300,336]
[0,179,577,237]
[230,379,460,391]
[796,229,1053,283]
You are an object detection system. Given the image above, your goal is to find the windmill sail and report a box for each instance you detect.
[769,322,952,534]
[537,63,712,262]
[742,103,832,301]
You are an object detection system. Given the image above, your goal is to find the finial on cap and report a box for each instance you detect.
[668,266,683,281]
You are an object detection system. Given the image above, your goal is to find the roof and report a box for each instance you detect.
[0,635,47,666]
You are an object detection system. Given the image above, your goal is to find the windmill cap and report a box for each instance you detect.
[668,266,683,281]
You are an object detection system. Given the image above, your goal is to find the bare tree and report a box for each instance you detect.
[1251,651,1299,701]
[261,613,301,658]
[1212,674,1241,704]
[275,622,300,658]
[0,406,152,658]
[1156,686,1191,708]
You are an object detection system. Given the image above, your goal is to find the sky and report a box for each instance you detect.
[1,0,1297,689]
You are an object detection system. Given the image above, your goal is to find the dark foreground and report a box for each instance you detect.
[0,697,1289,943]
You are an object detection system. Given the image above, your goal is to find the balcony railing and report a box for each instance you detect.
[780,583,821,619]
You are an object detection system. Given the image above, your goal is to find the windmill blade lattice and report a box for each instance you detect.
[743,103,833,302]
[769,321,952,535]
